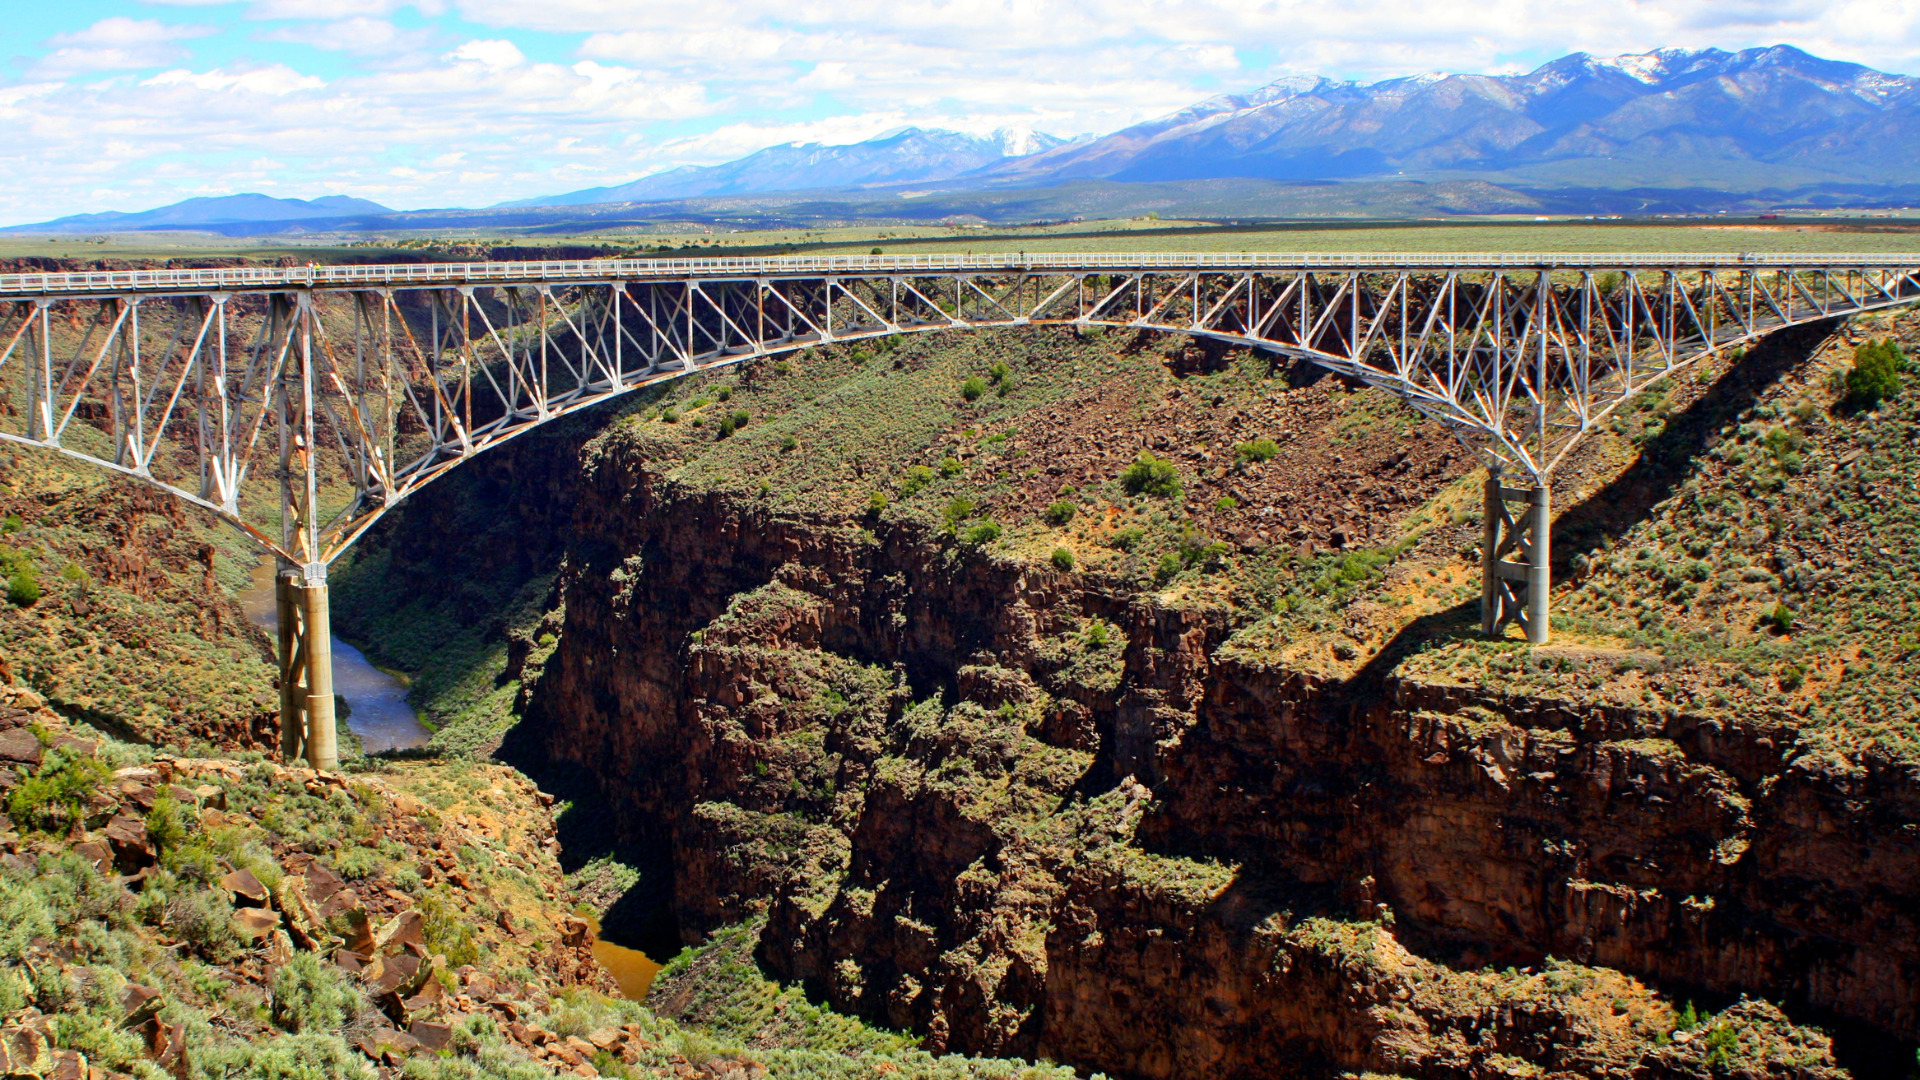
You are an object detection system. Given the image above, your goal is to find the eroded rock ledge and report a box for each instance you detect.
[512,438,1914,1079]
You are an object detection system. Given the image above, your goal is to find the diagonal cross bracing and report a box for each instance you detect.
[2,252,1916,575]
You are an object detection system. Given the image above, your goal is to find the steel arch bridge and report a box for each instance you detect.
[4,251,1917,768]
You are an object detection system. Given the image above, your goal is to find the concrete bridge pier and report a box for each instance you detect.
[273,564,340,772]
[1481,467,1552,645]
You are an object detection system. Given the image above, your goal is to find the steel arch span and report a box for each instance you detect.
[4,251,1917,767]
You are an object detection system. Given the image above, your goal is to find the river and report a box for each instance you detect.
[239,560,430,754]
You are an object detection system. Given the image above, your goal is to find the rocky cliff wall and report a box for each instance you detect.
[507,430,1914,1078]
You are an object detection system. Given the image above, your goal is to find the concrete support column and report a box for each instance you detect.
[1525,483,1551,645]
[1480,468,1553,646]
[1480,467,1503,637]
[301,575,338,772]
[274,570,305,764]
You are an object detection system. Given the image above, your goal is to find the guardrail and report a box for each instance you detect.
[5,251,1920,297]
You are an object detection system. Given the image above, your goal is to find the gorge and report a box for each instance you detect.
[330,316,1920,1078]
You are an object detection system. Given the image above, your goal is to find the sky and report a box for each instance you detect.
[2,1,1917,225]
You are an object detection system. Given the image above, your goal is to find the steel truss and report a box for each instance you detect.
[3,253,1916,765]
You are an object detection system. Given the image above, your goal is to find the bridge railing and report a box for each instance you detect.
[6,251,1920,298]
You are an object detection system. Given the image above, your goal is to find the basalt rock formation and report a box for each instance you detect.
[511,454,1909,1078]
[345,323,1919,1079]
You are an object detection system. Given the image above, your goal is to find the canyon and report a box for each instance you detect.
[339,319,1920,1078]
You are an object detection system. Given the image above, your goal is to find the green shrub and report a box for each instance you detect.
[169,888,242,961]
[145,794,188,855]
[419,893,483,967]
[1765,602,1794,634]
[1702,1024,1738,1069]
[196,1032,376,1080]
[270,952,365,1034]
[1110,527,1144,551]
[941,497,979,533]
[1043,501,1077,526]
[1084,621,1110,648]
[988,362,1009,384]
[0,548,38,607]
[716,387,732,401]
[938,456,963,478]
[1234,438,1280,463]
[779,435,798,452]
[961,377,987,402]
[660,407,679,423]
[5,571,37,608]
[1050,548,1075,571]
[866,492,889,514]
[7,751,111,832]
[0,873,58,962]
[1216,496,1239,511]
[773,360,792,375]
[1120,453,1182,498]
[716,410,750,438]
[962,521,1002,546]
[900,465,936,496]
[1154,552,1184,584]
[0,514,20,535]
[1844,339,1906,409]
[870,247,883,256]
[1779,664,1806,691]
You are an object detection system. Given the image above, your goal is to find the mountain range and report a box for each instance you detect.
[16,194,393,234]
[504,127,1069,206]
[968,45,1920,190]
[8,45,1917,234]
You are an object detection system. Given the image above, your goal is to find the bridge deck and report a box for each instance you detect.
[6,251,1920,299]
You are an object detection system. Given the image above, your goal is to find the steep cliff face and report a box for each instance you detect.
[513,454,1904,1078]
[341,321,1920,1078]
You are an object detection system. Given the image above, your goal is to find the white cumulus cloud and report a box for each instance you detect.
[0,0,1914,222]
[32,17,215,78]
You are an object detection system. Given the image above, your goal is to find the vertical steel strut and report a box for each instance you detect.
[2,254,1918,732]
[1481,466,1552,644]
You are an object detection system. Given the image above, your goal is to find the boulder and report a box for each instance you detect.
[119,984,164,1028]
[0,1025,51,1075]
[102,814,153,871]
[47,1048,87,1080]
[233,907,282,941]
[72,840,113,875]
[219,866,269,906]
[0,729,43,767]
[273,874,332,952]
[373,910,426,955]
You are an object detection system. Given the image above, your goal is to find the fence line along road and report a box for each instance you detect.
[7,250,1920,298]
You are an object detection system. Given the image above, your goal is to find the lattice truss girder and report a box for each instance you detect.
[2,264,1916,567]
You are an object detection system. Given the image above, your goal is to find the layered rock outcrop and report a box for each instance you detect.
[506,432,1914,1078]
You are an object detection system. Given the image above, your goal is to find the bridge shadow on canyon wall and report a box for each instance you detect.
[1342,314,1844,687]
[1170,315,1920,1078]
